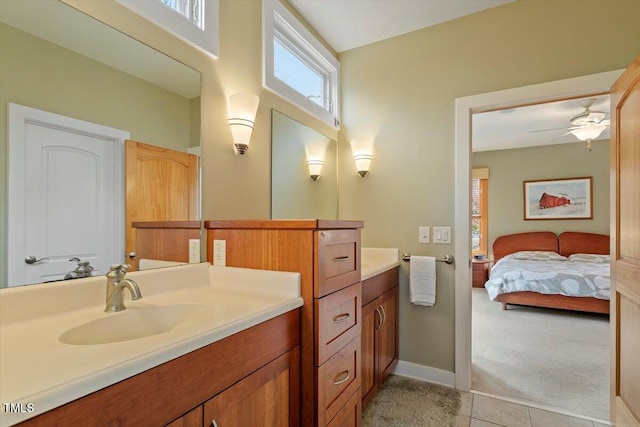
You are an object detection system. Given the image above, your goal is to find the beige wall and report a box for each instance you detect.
[338,0,639,371]
[473,141,610,259]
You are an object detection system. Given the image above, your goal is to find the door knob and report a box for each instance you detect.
[128,252,137,259]
[25,256,49,264]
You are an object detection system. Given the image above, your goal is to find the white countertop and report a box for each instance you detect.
[361,247,400,281]
[0,263,302,426]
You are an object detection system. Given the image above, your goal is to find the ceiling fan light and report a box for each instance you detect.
[570,124,606,141]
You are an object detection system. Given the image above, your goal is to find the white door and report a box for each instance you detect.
[7,104,128,286]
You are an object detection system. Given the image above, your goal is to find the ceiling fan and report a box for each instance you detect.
[532,98,610,151]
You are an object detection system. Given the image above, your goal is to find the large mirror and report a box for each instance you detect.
[271,110,338,219]
[0,0,201,287]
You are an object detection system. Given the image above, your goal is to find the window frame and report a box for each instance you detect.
[117,0,219,58]
[263,0,340,128]
[472,177,488,257]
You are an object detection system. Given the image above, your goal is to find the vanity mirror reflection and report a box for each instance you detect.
[271,110,338,219]
[0,0,202,288]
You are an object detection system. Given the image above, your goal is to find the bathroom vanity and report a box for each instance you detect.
[206,220,363,427]
[0,263,303,426]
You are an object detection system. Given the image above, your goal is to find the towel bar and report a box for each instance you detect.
[402,253,454,265]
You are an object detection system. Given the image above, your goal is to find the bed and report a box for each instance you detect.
[485,231,610,314]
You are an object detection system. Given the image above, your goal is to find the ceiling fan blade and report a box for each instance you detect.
[530,126,572,133]
[545,131,573,143]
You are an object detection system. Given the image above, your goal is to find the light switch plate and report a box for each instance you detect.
[189,239,200,263]
[213,239,226,266]
[433,227,451,244]
[419,226,430,243]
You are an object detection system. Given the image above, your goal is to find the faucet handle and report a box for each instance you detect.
[106,264,130,279]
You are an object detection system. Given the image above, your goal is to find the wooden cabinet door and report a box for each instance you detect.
[166,406,203,427]
[361,300,378,406]
[203,348,300,427]
[377,288,398,384]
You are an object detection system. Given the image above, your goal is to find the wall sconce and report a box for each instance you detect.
[350,138,374,177]
[228,92,260,155]
[307,159,324,181]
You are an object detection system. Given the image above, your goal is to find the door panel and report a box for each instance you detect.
[610,54,640,427]
[8,104,126,286]
[377,288,398,384]
[125,140,198,270]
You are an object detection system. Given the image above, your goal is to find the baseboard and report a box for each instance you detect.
[392,360,456,388]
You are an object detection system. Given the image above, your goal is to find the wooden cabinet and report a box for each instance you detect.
[206,220,364,426]
[472,259,490,288]
[203,350,299,427]
[19,311,300,427]
[360,267,399,409]
[166,406,203,427]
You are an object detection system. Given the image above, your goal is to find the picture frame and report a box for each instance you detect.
[523,177,593,220]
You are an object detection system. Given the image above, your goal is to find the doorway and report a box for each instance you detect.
[453,70,622,409]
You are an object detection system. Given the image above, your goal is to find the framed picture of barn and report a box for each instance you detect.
[523,177,593,220]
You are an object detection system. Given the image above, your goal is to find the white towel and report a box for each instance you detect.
[410,255,436,306]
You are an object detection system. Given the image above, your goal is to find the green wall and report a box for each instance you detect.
[338,0,639,372]
[473,140,610,259]
[0,23,195,287]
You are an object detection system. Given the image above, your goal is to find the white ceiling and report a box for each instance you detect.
[472,95,611,152]
[289,0,515,53]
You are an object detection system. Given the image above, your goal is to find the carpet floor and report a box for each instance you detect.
[472,288,610,420]
[363,375,461,426]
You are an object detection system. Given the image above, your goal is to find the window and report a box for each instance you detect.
[264,1,340,128]
[160,0,204,29]
[118,0,218,58]
[472,168,489,256]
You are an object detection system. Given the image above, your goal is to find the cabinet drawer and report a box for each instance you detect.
[326,388,362,427]
[316,337,361,426]
[315,283,362,366]
[316,229,361,297]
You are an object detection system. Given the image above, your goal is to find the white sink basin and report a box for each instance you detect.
[59,304,214,345]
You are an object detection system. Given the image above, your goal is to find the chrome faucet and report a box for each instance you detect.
[104,264,142,312]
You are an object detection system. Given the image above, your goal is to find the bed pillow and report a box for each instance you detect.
[568,253,610,263]
[511,251,567,261]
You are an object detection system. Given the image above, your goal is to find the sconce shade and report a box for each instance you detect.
[353,154,372,177]
[228,92,260,154]
[350,138,374,177]
[307,159,323,181]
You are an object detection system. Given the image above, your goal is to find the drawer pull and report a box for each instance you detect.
[332,255,350,262]
[212,421,218,427]
[333,313,350,323]
[380,305,386,326]
[333,370,351,385]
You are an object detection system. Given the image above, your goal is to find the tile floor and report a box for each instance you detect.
[456,393,610,427]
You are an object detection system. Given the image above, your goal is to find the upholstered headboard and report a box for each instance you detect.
[492,231,558,262]
[558,232,610,256]
[492,231,610,262]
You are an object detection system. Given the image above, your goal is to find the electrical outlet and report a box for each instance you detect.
[419,226,430,243]
[213,239,226,266]
[189,239,200,263]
